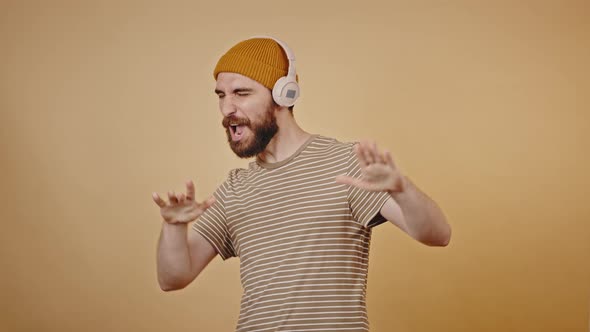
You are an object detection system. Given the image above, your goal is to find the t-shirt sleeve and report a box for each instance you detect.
[191,182,236,260]
[345,143,392,229]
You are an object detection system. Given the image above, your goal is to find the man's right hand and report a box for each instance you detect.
[152,180,215,224]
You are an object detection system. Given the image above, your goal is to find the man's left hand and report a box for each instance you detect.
[335,141,405,194]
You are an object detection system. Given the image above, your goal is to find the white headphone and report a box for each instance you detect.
[249,35,300,107]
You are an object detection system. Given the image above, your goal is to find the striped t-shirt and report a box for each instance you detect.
[193,134,391,332]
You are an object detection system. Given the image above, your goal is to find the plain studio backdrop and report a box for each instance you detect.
[1,1,589,331]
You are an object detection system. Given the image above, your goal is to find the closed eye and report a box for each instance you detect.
[234,88,253,96]
[214,88,252,98]
[214,89,225,98]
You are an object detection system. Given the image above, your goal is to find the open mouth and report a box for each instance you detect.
[229,124,246,142]
[223,116,249,142]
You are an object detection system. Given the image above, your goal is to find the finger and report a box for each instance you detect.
[335,175,357,186]
[354,144,367,168]
[168,191,178,204]
[354,144,368,168]
[384,151,397,169]
[370,141,384,164]
[378,151,387,165]
[335,175,374,191]
[152,193,167,208]
[186,180,195,201]
[204,196,216,208]
[360,141,375,165]
[177,193,186,204]
[197,196,216,213]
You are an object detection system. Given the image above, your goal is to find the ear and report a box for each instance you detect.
[273,103,290,113]
[269,95,281,111]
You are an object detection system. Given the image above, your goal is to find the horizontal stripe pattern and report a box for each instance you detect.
[193,135,390,331]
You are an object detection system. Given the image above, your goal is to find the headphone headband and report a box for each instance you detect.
[248,35,300,107]
[249,35,296,79]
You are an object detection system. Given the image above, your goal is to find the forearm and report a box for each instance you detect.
[157,222,193,290]
[390,176,451,246]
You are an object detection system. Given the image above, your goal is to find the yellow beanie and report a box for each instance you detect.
[213,37,298,90]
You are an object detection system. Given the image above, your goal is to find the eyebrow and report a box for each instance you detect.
[214,88,254,95]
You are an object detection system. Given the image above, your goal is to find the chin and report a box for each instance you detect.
[230,139,258,159]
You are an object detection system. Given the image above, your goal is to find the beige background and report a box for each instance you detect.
[1,0,589,331]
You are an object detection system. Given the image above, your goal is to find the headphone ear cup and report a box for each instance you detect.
[272,76,300,107]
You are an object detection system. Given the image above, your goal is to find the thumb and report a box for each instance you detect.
[335,175,372,191]
[204,196,216,208]
[335,175,354,186]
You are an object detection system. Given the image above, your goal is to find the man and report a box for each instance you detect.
[152,36,451,332]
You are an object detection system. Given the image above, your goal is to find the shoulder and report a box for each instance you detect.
[222,161,261,191]
[306,135,356,156]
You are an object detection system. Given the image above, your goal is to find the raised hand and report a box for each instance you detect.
[335,141,405,194]
[152,180,215,224]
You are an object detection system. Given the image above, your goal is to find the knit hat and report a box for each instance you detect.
[213,37,298,90]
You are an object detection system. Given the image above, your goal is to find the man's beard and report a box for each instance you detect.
[222,105,279,159]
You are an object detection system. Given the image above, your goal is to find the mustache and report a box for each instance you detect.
[222,115,250,128]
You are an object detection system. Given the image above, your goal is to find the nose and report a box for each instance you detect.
[219,96,237,118]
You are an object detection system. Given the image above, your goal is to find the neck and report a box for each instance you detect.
[257,118,311,164]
